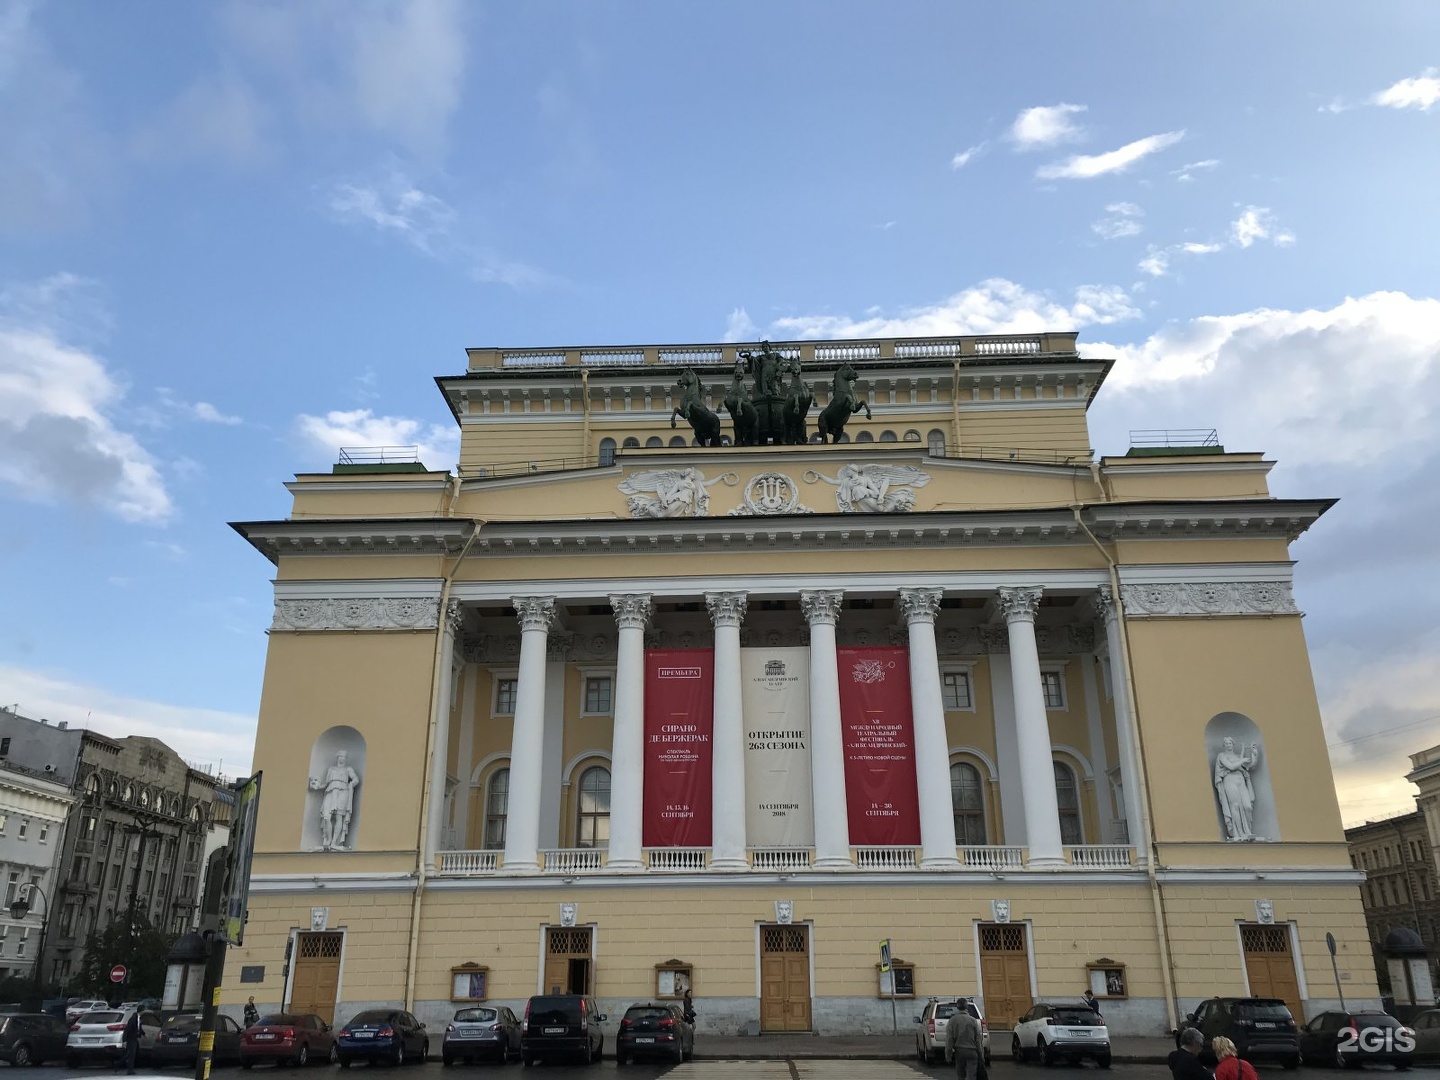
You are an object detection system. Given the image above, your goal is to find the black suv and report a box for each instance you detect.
[1177,997,1300,1069]
[615,1003,693,1065]
[520,995,606,1065]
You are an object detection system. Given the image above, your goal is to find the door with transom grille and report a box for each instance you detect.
[978,923,1032,1030]
[760,925,811,1032]
[544,927,593,995]
[290,932,343,1024]
[1241,924,1303,1023]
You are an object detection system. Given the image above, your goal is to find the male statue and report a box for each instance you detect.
[309,751,361,850]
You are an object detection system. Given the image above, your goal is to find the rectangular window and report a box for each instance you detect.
[1041,670,1067,709]
[583,676,613,714]
[3,873,16,907]
[80,816,96,839]
[17,928,27,957]
[186,840,199,863]
[101,822,115,846]
[38,824,47,844]
[16,820,26,841]
[60,905,76,936]
[0,927,7,956]
[0,815,7,835]
[109,864,121,890]
[0,737,8,756]
[494,678,518,715]
[941,671,973,710]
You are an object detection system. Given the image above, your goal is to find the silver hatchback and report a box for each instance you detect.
[66,1009,162,1067]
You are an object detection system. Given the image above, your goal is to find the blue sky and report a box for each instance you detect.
[2,1,1437,823]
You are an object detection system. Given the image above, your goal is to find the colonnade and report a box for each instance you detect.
[427,586,1146,871]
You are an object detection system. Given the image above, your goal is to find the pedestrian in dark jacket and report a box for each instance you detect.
[118,1011,140,1076]
[1169,1027,1214,1080]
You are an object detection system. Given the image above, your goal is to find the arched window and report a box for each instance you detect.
[138,788,150,810]
[598,438,616,467]
[484,768,509,850]
[123,783,134,802]
[84,775,101,801]
[668,436,687,447]
[879,430,898,443]
[622,436,640,449]
[576,766,611,848]
[855,430,874,443]
[646,436,663,448]
[951,762,986,845]
[836,432,851,443]
[1054,761,1083,845]
[903,429,921,443]
[928,429,946,456]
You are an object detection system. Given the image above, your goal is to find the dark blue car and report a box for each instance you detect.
[336,1009,429,1067]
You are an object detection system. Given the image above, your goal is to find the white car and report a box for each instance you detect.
[65,1001,109,1024]
[1012,1001,1110,1067]
[66,1008,164,1067]
[913,997,990,1066]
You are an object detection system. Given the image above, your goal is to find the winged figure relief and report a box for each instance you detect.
[809,463,931,513]
[617,468,732,518]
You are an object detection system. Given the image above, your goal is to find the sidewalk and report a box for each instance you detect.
[690,1033,1174,1064]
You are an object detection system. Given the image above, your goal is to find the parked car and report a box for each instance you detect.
[1298,1010,1415,1070]
[520,995,605,1066]
[615,1002,693,1065]
[913,997,990,1066]
[1012,1002,1110,1067]
[1177,997,1300,1069]
[335,1009,429,1067]
[151,1013,245,1067]
[441,1005,520,1065]
[0,1013,71,1065]
[65,1001,109,1025]
[66,1008,163,1067]
[239,1012,337,1068]
[1410,1008,1440,1062]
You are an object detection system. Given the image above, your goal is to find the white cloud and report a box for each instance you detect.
[1092,202,1144,240]
[1138,249,1169,277]
[327,172,457,255]
[1172,158,1220,182]
[1373,68,1440,112]
[723,308,760,343]
[950,143,984,169]
[296,408,459,471]
[1037,130,1185,180]
[0,663,253,777]
[132,69,270,165]
[0,274,171,522]
[762,278,1139,340]
[1230,205,1295,248]
[1008,104,1087,149]
[193,401,242,425]
[1180,242,1223,255]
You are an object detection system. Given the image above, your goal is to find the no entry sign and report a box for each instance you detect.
[110,964,127,984]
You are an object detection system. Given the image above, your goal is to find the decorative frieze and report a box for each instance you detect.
[1120,581,1298,618]
[804,463,931,512]
[271,597,440,632]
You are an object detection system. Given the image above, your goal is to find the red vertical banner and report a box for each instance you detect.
[838,646,921,845]
[643,650,715,847]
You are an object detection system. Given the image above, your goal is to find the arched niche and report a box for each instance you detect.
[303,725,368,851]
[1204,712,1278,842]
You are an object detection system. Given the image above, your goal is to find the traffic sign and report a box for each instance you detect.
[878,939,892,972]
[110,964,127,984]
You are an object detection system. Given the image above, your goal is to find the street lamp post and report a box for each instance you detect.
[9,882,51,1010]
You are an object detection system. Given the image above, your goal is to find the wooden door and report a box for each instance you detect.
[290,932,343,1024]
[543,928,593,994]
[760,925,811,1032]
[978,923,1032,1030]
[1241,924,1303,1023]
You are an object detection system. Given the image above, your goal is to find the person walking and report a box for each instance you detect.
[244,996,260,1028]
[1168,1028,1214,1080]
[1211,1036,1257,1080]
[681,988,696,1026]
[944,998,983,1080]
[1081,988,1101,1015]
[118,1009,140,1076]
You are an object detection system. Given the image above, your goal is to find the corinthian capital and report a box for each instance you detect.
[997,586,1043,623]
[609,593,653,631]
[799,590,844,627]
[897,588,943,626]
[512,595,557,633]
[1094,584,1118,624]
[705,591,748,629]
[445,599,465,634]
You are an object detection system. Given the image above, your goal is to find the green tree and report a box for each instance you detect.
[76,917,173,1000]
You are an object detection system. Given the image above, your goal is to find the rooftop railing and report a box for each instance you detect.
[337,445,421,465]
[1128,428,1219,449]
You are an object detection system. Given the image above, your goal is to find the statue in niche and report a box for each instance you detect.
[309,751,361,850]
[1213,736,1262,841]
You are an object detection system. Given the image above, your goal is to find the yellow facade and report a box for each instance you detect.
[232,332,1372,1037]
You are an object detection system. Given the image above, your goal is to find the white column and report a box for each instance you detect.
[898,588,960,868]
[997,586,1065,868]
[1079,655,1115,843]
[1097,585,1148,864]
[425,600,462,859]
[707,591,748,870]
[606,593,652,870]
[503,595,556,873]
[800,590,851,869]
[454,661,477,846]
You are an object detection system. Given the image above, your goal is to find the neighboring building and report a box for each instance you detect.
[230,331,1373,1036]
[1346,811,1440,988]
[0,709,226,986]
[0,761,75,981]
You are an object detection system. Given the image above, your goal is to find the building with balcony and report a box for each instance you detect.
[1346,810,1440,994]
[229,331,1372,1035]
[0,757,74,982]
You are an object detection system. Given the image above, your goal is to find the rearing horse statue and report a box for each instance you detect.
[781,363,814,445]
[723,361,759,446]
[670,369,722,447]
[816,363,872,443]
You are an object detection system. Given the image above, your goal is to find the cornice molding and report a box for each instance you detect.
[1120,581,1299,618]
[272,597,441,632]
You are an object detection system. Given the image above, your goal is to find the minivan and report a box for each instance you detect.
[520,995,605,1065]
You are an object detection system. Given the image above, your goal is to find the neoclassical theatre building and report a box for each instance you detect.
[231,331,1374,1036]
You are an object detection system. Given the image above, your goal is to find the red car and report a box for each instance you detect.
[240,1013,337,1068]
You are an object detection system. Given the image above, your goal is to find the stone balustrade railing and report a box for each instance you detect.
[853,845,920,870]
[645,847,709,871]
[1064,844,1134,869]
